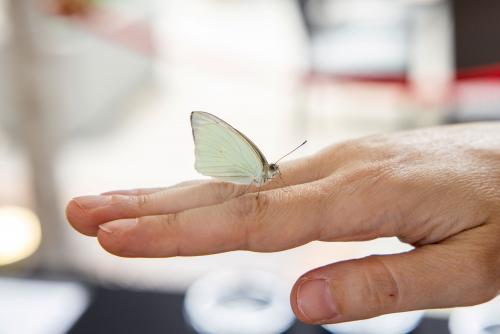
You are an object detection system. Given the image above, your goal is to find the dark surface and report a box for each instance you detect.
[68,285,450,334]
[299,0,500,71]
[67,286,190,334]
[453,0,500,69]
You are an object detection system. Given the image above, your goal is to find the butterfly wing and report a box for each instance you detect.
[191,111,268,184]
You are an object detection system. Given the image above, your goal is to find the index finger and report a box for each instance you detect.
[95,180,328,257]
[66,155,324,236]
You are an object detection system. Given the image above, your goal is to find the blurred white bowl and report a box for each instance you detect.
[449,296,500,334]
[184,270,295,334]
[322,310,425,334]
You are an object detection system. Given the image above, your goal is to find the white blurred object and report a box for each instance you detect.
[451,82,500,122]
[184,270,295,334]
[408,0,453,105]
[322,310,425,334]
[0,277,89,334]
[0,0,152,141]
[449,296,500,334]
[308,0,410,76]
[0,206,41,266]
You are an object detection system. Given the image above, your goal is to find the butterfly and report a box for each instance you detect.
[191,111,306,186]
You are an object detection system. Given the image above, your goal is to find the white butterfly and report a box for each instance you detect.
[191,111,306,186]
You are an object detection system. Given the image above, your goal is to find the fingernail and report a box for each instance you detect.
[297,279,337,322]
[73,195,111,209]
[99,219,138,234]
[101,190,133,195]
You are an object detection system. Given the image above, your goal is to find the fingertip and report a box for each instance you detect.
[96,219,146,258]
[96,225,131,257]
[65,194,139,237]
[290,276,309,323]
[66,199,99,236]
[291,273,339,325]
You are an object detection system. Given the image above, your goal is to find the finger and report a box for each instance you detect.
[290,224,500,324]
[100,180,210,196]
[66,181,247,236]
[101,154,324,196]
[95,180,328,257]
[66,155,324,236]
[258,154,326,191]
[102,187,167,196]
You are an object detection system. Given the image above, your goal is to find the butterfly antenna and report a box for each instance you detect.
[274,140,307,165]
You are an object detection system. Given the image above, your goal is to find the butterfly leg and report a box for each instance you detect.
[242,183,252,195]
[256,178,263,199]
[277,169,291,193]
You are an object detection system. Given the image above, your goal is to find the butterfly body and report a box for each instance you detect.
[263,163,279,184]
[190,111,279,185]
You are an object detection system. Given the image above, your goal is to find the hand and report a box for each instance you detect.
[66,122,500,324]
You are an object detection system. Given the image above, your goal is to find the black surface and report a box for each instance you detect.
[453,0,500,69]
[67,285,450,334]
[68,286,190,334]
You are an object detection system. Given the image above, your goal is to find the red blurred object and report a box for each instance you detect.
[47,0,94,17]
[40,0,155,56]
[456,63,500,82]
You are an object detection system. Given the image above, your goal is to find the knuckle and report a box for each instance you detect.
[229,194,269,221]
[209,181,243,202]
[324,137,379,161]
[314,179,336,205]
[308,182,334,233]
[135,194,148,209]
[326,139,356,157]
[227,194,270,249]
[360,256,400,312]
[322,162,388,206]
[470,248,500,299]
[341,162,390,188]
[466,275,498,305]
[320,141,355,169]
[157,213,178,233]
[156,214,181,256]
[109,194,127,206]
[111,193,149,210]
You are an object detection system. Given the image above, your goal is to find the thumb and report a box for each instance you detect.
[290,226,499,324]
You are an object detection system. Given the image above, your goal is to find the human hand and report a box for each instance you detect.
[66,122,500,324]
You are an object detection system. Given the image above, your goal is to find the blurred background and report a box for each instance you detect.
[0,0,499,333]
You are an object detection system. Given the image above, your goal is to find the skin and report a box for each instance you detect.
[66,122,500,324]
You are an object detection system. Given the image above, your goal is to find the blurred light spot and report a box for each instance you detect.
[0,206,42,266]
